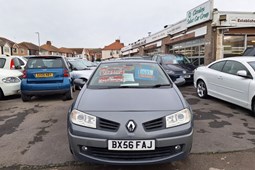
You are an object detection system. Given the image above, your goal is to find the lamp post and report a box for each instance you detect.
[35,32,40,55]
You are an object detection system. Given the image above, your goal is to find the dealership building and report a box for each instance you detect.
[121,0,255,66]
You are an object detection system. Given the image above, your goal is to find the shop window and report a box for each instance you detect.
[223,35,245,57]
[247,36,255,48]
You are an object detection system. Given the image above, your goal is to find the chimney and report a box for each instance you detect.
[116,39,120,43]
[46,41,52,46]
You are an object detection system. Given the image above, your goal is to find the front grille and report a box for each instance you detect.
[98,118,120,132]
[81,145,183,160]
[143,118,164,132]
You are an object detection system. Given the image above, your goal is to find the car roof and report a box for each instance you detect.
[27,55,64,59]
[101,60,157,64]
[220,56,255,62]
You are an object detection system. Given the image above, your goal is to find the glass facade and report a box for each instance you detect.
[223,34,255,57]
[169,38,205,66]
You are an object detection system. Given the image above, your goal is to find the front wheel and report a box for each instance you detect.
[197,80,208,98]
[251,100,255,117]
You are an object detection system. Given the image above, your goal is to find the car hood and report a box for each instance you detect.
[0,69,23,78]
[163,64,195,72]
[77,88,184,111]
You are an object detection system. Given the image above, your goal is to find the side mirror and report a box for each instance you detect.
[74,78,86,88]
[174,77,186,86]
[237,70,248,78]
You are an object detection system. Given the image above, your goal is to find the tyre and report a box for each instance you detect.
[251,100,255,117]
[65,86,73,100]
[21,93,31,102]
[0,89,4,100]
[197,80,208,98]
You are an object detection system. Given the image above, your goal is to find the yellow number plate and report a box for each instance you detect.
[35,73,53,78]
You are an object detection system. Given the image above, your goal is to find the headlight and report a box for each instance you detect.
[165,108,191,128]
[70,109,96,128]
[183,70,187,74]
[2,77,20,83]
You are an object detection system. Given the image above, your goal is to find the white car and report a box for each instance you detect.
[194,57,255,116]
[0,69,23,99]
[0,55,27,71]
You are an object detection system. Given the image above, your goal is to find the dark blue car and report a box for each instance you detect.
[21,56,73,101]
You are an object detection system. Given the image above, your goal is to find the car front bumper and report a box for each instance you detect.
[68,126,193,165]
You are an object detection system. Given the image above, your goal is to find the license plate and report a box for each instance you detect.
[35,73,53,78]
[108,140,155,151]
[184,75,191,78]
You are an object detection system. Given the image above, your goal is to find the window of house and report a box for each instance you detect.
[21,49,24,54]
[4,47,10,53]
[13,48,17,53]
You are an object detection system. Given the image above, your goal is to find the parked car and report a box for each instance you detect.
[68,59,94,89]
[153,54,196,84]
[194,57,255,116]
[68,60,193,165]
[0,69,22,99]
[0,55,27,71]
[21,56,73,101]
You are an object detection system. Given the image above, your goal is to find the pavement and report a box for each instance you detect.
[0,85,255,170]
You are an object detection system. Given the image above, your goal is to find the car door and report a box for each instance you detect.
[206,61,226,96]
[219,60,252,108]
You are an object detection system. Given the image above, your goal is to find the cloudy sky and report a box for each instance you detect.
[0,0,254,48]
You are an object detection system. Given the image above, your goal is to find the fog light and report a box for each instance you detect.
[82,146,88,151]
[175,145,181,150]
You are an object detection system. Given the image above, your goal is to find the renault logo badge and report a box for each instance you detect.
[126,120,136,132]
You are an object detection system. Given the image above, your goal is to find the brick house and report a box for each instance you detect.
[85,48,102,61]
[19,42,39,55]
[102,39,124,60]
[40,41,59,55]
[59,47,74,57]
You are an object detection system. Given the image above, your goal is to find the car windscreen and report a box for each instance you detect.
[69,60,88,70]
[0,58,6,68]
[26,57,64,69]
[88,62,171,89]
[162,55,191,65]
[248,61,255,71]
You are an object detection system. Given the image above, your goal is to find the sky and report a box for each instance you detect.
[0,0,254,48]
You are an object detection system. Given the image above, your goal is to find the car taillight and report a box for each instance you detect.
[22,70,27,78]
[10,59,15,69]
[64,69,70,77]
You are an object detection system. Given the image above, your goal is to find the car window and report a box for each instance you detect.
[17,58,25,65]
[161,55,191,65]
[222,60,251,76]
[248,61,255,71]
[27,57,64,69]
[69,60,88,70]
[13,58,21,67]
[0,58,6,68]
[88,62,171,89]
[209,61,226,71]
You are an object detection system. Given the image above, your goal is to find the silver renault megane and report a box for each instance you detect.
[67,60,193,165]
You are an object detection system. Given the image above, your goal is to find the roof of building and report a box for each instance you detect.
[19,42,39,50]
[0,37,15,46]
[69,48,84,54]
[40,41,59,52]
[103,40,124,50]
[59,47,74,54]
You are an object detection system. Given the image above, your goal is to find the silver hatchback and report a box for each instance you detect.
[67,60,193,165]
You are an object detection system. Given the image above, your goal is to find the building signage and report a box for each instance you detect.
[213,12,255,27]
[186,0,212,27]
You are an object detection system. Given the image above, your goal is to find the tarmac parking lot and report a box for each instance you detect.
[0,85,255,170]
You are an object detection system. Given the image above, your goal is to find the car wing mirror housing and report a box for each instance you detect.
[74,78,86,87]
[237,70,248,78]
[174,77,186,86]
